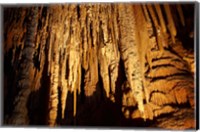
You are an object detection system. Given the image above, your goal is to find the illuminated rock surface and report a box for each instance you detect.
[3,3,195,129]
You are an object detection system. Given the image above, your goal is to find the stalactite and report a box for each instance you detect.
[81,4,99,98]
[141,4,158,103]
[79,4,92,97]
[154,4,169,50]
[67,4,82,122]
[9,7,38,125]
[47,5,63,126]
[133,5,150,104]
[121,81,137,108]
[154,4,167,33]
[48,55,59,126]
[3,8,27,111]
[142,5,159,57]
[47,33,52,75]
[60,58,69,120]
[99,45,110,98]
[48,39,59,126]
[4,8,27,54]
[142,4,151,24]
[147,4,159,27]
[80,5,88,71]
[108,5,120,101]
[99,4,111,98]
[59,5,70,120]
[147,4,164,51]
[164,4,177,44]
[113,5,119,42]
[176,4,185,26]
[68,5,81,93]
[32,7,49,91]
[118,4,145,119]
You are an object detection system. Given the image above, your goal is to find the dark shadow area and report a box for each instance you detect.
[177,4,194,51]
[52,58,156,127]
[3,49,18,123]
[27,33,51,125]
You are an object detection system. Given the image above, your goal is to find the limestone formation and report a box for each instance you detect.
[3,3,195,130]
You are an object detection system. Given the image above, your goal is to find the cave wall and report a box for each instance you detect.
[3,3,195,129]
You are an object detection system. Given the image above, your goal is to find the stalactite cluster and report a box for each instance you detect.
[3,3,195,129]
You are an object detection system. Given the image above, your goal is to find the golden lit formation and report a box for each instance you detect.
[3,3,195,129]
